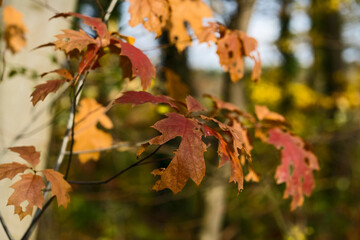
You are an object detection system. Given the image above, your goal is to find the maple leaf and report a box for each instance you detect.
[255,105,286,122]
[40,68,74,82]
[217,30,245,82]
[202,125,244,191]
[74,98,113,163]
[186,95,206,113]
[8,146,40,167]
[198,22,221,44]
[51,12,108,40]
[3,6,27,54]
[77,44,101,77]
[268,128,319,210]
[30,79,66,106]
[201,117,251,191]
[0,162,30,180]
[42,169,71,208]
[114,91,178,110]
[204,94,243,114]
[53,29,97,54]
[127,0,170,37]
[150,113,206,193]
[168,0,213,51]
[164,68,189,101]
[119,41,156,90]
[7,173,45,220]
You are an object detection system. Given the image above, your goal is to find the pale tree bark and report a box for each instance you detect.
[0,0,76,239]
[199,1,256,240]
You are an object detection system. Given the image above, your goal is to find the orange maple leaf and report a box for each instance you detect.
[127,0,170,37]
[168,0,213,51]
[54,29,97,54]
[0,162,30,180]
[8,146,40,167]
[73,98,113,163]
[42,169,71,208]
[7,173,45,220]
[2,6,27,53]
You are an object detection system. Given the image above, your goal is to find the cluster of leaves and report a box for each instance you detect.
[0,0,318,222]
[0,147,71,220]
[127,0,261,82]
[113,90,319,210]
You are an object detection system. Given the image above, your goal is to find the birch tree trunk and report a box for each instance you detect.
[0,1,76,239]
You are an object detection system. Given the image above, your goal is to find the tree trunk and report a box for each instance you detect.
[0,1,76,239]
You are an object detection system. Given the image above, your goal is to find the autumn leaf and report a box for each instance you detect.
[119,41,156,90]
[3,6,27,54]
[73,98,113,163]
[7,173,45,220]
[164,68,189,101]
[127,0,170,37]
[51,12,108,40]
[42,169,71,208]
[186,95,206,113]
[0,162,30,180]
[30,79,66,106]
[204,94,243,114]
[53,29,97,54]
[201,118,250,191]
[114,91,178,110]
[168,0,213,51]
[150,113,206,193]
[40,68,74,82]
[8,146,40,167]
[268,128,319,210]
[255,105,286,122]
[217,30,245,82]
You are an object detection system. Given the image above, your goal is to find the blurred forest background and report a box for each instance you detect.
[2,0,360,239]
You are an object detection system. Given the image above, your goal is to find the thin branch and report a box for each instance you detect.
[64,86,78,179]
[65,140,148,155]
[20,197,55,240]
[67,145,162,185]
[0,213,14,240]
[103,0,119,23]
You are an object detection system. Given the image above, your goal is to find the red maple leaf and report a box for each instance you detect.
[119,41,156,90]
[268,127,319,210]
[150,113,206,193]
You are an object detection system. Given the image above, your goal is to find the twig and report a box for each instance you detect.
[20,197,55,240]
[0,213,14,240]
[103,0,119,23]
[64,140,148,155]
[67,145,162,185]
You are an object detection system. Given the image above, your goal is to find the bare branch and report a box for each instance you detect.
[67,145,162,185]
[0,213,14,240]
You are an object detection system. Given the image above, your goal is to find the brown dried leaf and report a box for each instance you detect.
[42,169,71,208]
[0,162,30,180]
[30,79,65,106]
[53,29,97,54]
[8,146,40,167]
[7,173,45,220]
[40,68,74,82]
[186,95,206,113]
